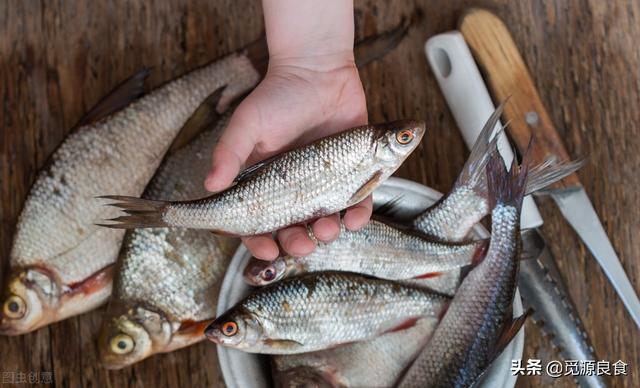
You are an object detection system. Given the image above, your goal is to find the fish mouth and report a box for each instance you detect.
[204,324,223,344]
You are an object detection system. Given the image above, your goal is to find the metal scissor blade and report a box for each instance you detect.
[551,187,640,328]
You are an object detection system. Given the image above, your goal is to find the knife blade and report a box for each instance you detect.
[459,8,640,329]
[425,31,606,387]
[520,232,607,388]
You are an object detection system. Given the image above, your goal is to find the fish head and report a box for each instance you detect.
[98,304,172,369]
[243,256,288,286]
[373,120,426,165]
[0,268,60,335]
[205,306,264,351]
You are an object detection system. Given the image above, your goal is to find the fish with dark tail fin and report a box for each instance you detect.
[409,103,583,242]
[398,149,532,388]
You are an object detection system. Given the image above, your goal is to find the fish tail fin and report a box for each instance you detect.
[453,101,507,193]
[524,157,586,195]
[486,141,530,212]
[97,195,169,229]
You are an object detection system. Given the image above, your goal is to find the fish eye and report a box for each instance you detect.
[261,267,276,281]
[396,129,414,145]
[3,295,26,319]
[222,321,238,336]
[110,334,135,355]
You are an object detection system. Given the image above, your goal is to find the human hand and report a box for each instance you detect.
[204,53,371,260]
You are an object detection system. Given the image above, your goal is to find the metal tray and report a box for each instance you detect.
[216,177,524,388]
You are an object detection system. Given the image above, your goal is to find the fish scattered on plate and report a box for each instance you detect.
[0,13,590,388]
[0,46,262,335]
[272,317,439,387]
[398,150,531,387]
[204,271,449,354]
[242,218,488,286]
[411,104,583,242]
[100,120,426,236]
[248,108,581,387]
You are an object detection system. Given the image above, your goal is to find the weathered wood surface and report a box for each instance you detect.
[1,1,638,387]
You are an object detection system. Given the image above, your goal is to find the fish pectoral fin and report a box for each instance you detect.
[233,152,285,184]
[490,309,532,360]
[350,170,383,204]
[412,272,443,280]
[76,68,151,128]
[263,338,304,350]
[383,317,420,334]
[457,240,490,283]
[168,86,227,155]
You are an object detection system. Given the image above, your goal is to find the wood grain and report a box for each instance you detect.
[459,7,581,190]
[1,1,638,387]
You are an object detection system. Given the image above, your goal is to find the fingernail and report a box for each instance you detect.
[204,171,219,192]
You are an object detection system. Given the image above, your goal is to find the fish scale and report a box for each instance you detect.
[209,272,449,355]
[11,53,258,285]
[398,149,527,387]
[113,116,237,323]
[103,120,425,235]
[2,50,260,335]
[400,205,520,387]
[166,128,376,233]
[243,219,485,288]
[99,114,240,368]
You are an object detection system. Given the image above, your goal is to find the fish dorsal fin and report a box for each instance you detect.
[233,152,285,184]
[373,194,405,218]
[167,86,226,155]
[350,170,383,204]
[76,68,151,128]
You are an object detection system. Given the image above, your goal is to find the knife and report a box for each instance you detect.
[425,31,606,387]
[458,8,640,329]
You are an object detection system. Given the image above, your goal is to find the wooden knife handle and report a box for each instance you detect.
[459,8,581,190]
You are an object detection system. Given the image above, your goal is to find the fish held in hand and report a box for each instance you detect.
[243,219,487,286]
[100,120,426,236]
[205,271,448,354]
[398,150,532,388]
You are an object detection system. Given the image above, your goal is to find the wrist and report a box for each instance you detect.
[262,0,355,72]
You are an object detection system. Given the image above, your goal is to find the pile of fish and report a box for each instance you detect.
[0,21,584,388]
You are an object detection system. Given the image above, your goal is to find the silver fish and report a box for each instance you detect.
[93,21,416,366]
[101,121,426,236]
[243,219,487,286]
[272,317,438,388]
[205,271,449,354]
[398,151,529,388]
[410,105,583,242]
[0,47,262,335]
[98,112,241,368]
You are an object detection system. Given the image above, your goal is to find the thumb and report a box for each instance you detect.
[204,107,257,192]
